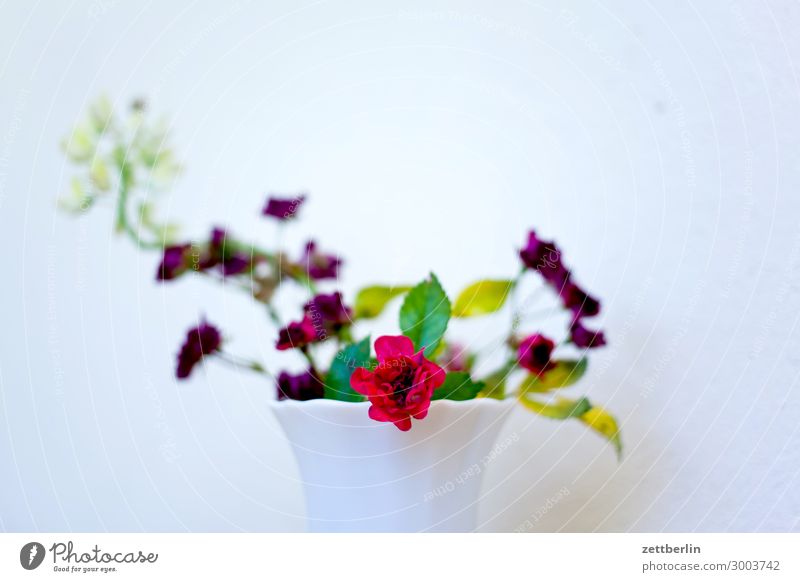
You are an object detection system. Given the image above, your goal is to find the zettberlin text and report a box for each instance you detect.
[642,544,700,554]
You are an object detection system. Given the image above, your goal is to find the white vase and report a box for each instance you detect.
[270,398,516,532]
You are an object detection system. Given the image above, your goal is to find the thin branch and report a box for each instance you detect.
[217,351,271,378]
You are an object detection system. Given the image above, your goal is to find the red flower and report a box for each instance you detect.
[350,335,445,431]
[517,334,556,376]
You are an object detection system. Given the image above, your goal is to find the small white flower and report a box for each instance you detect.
[61,123,96,162]
[88,95,114,133]
[58,177,93,212]
[90,157,111,191]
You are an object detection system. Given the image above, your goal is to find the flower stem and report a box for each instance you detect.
[299,345,318,373]
[266,303,283,328]
[113,161,163,250]
[508,267,526,333]
[518,306,564,321]
[217,351,271,377]
[114,177,129,234]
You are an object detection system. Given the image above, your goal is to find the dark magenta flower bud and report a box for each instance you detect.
[176,320,222,379]
[561,283,601,318]
[263,195,305,220]
[156,244,191,281]
[275,316,318,350]
[570,321,607,349]
[276,369,324,400]
[300,240,342,280]
[519,230,570,288]
[304,292,352,335]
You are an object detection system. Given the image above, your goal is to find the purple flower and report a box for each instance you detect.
[561,282,601,318]
[210,226,226,248]
[263,195,305,221]
[304,292,352,335]
[519,231,570,288]
[571,321,607,349]
[196,228,223,270]
[220,254,251,276]
[201,226,252,276]
[156,244,191,281]
[300,240,342,280]
[276,369,324,400]
[519,230,603,324]
[275,317,318,351]
[176,320,222,379]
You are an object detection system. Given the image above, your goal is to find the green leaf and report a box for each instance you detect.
[399,273,451,356]
[518,395,592,419]
[517,359,588,394]
[432,372,485,401]
[580,405,623,459]
[452,279,514,317]
[353,285,411,319]
[325,337,370,402]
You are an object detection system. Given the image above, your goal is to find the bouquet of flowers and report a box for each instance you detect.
[60,97,621,455]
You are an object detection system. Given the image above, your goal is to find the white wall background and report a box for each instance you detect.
[1,0,799,532]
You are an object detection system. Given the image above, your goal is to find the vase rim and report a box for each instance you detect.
[268,398,515,410]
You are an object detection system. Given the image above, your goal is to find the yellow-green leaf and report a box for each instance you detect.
[518,359,587,394]
[580,406,622,458]
[519,395,592,419]
[452,279,514,317]
[353,285,411,319]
